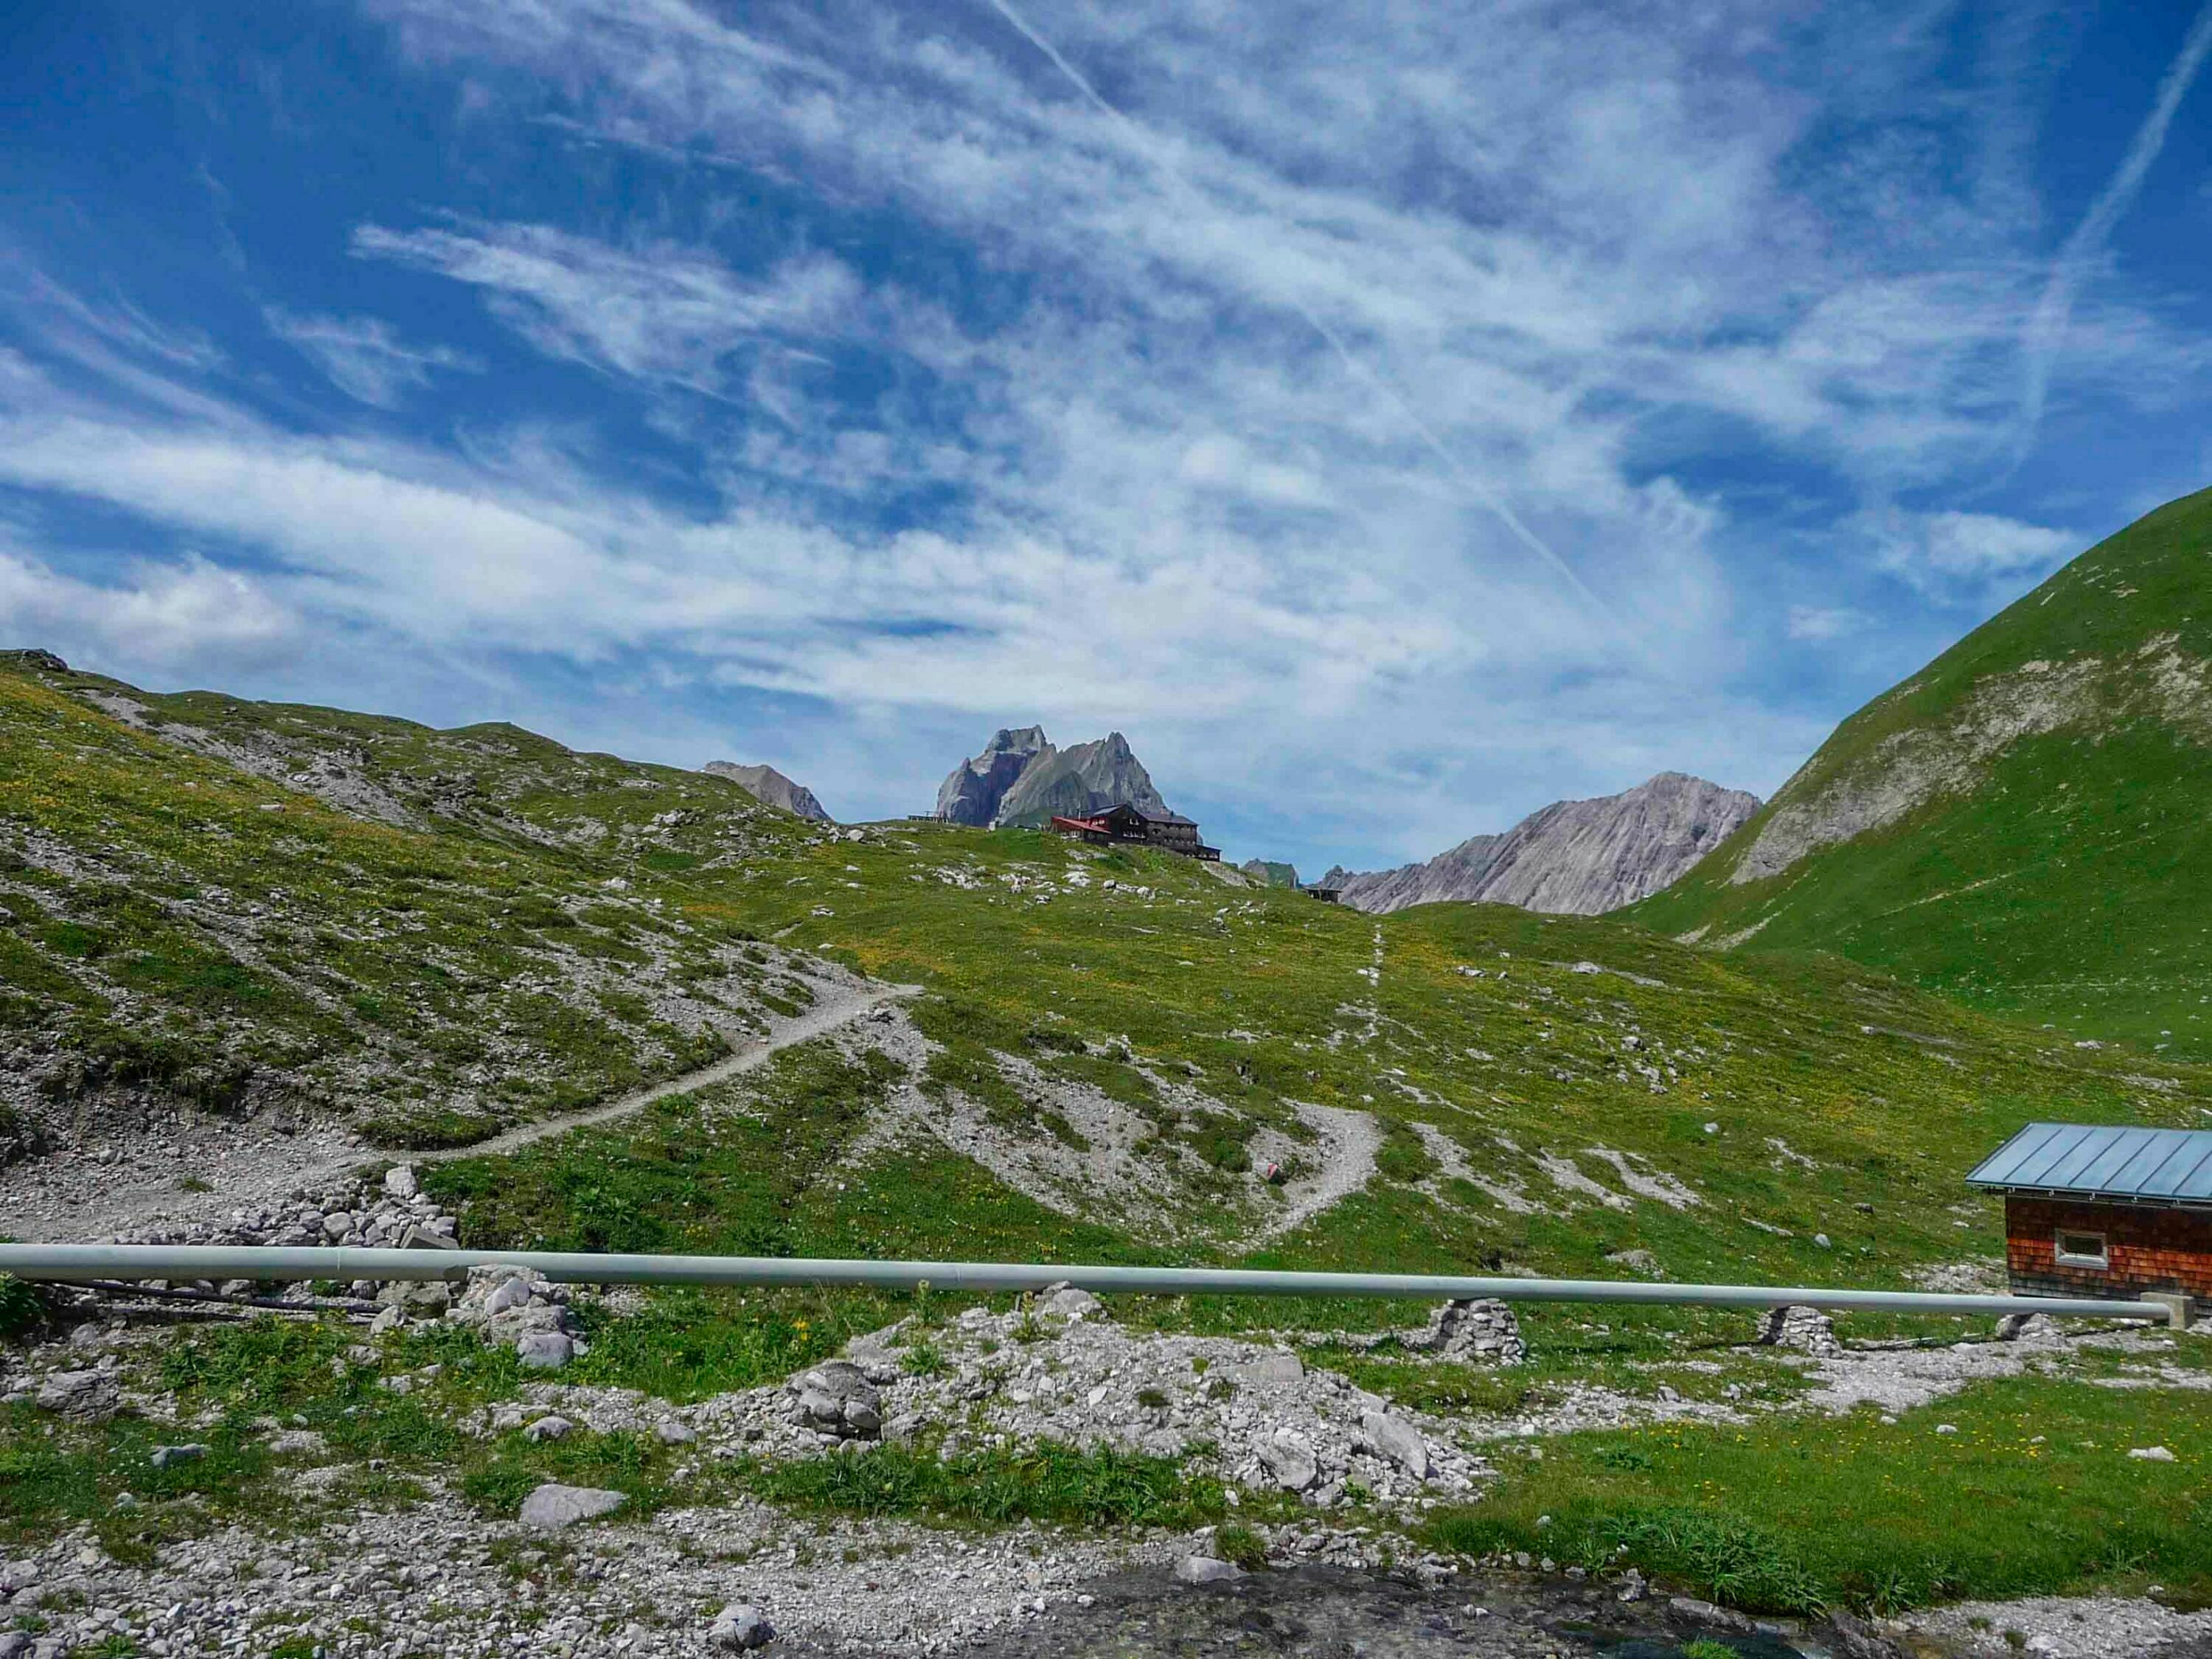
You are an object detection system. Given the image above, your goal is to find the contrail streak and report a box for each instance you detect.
[2017,0,2212,456]
[977,0,1613,625]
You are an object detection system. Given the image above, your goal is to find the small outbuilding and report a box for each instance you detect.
[1966,1121,2212,1303]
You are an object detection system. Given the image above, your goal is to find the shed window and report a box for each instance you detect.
[2054,1229,2108,1268]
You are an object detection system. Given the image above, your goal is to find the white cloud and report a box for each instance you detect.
[352,220,860,394]
[1869,509,2076,601]
[1786,605,1868,641]
[0,545,299,670]
[265,309,481,408]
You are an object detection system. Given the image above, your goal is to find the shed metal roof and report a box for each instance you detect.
[1966,1121,2212,1206]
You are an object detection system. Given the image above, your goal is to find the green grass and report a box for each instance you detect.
[8,648,2212,1296]
[741,1440,1227,1530]
[1422,1375,2212,1615]
[1632,483,2212,1057]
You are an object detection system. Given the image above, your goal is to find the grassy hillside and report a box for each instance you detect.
[1630,486,2212,1057]
[4,650,2211,1289]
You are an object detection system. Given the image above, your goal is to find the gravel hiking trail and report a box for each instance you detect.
[0,978,918,1244]
[384,979,921,1163]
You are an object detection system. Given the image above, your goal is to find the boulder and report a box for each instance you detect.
[518,1483,625,1531]
[1359,1410,1430,1478]
[150,1443,209,1469]
[522,1416,574,1444]
[33,1369,118,1422]
[656,1418,698,1445]
[1256,1427,1318,1492]
[515,1332,576,1371]
[709,1604,776,1650]
[1996,1312,2058,1343]
[1037,1282,1105,1322]
[1227,1352,1304,1385]
[785,1360,883,1439]
[1175,1556,1245,1585]
[383,1164,420,1200]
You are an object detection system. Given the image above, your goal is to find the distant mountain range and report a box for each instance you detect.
[703,760,832,822]
[1320,772,1760,916]
[934,728,1172,828]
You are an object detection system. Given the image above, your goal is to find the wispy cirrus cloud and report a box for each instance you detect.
[352,220,861,395]
[264,309,481,408]
[3,1,2209,870]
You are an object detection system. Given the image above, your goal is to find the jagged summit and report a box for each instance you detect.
[703,760,832,822]
[933,726,1173,828]
[1324,772,1759,917]
[934,726,1051,825]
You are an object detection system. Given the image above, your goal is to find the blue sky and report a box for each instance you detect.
[4,1,2211,876]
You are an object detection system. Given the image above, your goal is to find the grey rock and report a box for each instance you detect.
[368,1307,406,1337]
[150,1444,209,1468]
[515,1332,576,1370]
[1324,772,1760,917]
[1402,1299,1527,1366]
[399,1223,462,1250]
[1226,1351,1304,1385]
[382,1164,420,1200]
[267,1429,326,1455]
[1359,1410,1430,1478]
[0,1630,27,1659]
[1997,1312,2058,1342]
[523,1415,574,1443]
[2128,1445,2176,1461]
[709,1603,776,1650]
[656,1419,698,1445]
[1755,1304,1840,1355]
[1256,1427,1318,1492]
[1669,1596,1756,1633]
[0,1559,41,1594]
[518,1483,626,1531]
[34,1369,117,1421]
[704,761,832,823]
[1038,1283,1105,1322]
[1175,1555,1245,1585]
[785,1360,882,1439]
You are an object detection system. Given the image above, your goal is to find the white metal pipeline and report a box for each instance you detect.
[0,1243,2178,1324]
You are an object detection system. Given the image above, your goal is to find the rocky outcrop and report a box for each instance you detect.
[1322,773,1759,917]
[1240,860,1300,889]
[933,728,1175,828]
[934,726,1049,825]
[703,761,832,822]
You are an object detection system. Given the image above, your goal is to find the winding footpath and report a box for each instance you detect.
[387,980,919,1163]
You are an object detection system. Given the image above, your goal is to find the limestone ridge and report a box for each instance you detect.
[701,761,832,822]
[933,726,1049,825]
[933,727,1174,828]
[1321,773,1760,917]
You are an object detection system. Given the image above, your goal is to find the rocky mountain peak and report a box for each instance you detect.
[703,760,833,822]
[933,725,1175,829]
[1326,772,1759,917]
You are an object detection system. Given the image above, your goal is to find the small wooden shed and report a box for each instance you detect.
[1966,1121,2212,1302]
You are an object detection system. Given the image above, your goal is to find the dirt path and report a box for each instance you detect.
[1251,1102,1382,1242]
[387,980,920,1163]
[0,979,919,1243]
